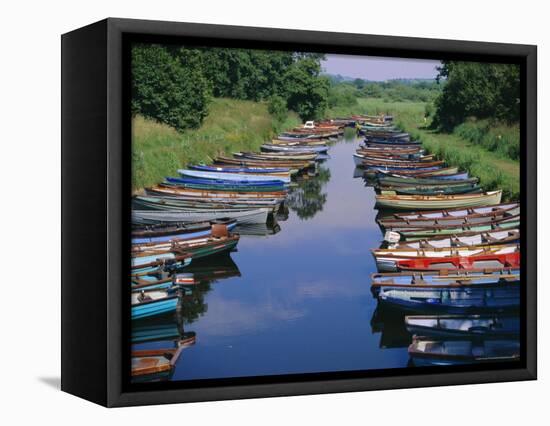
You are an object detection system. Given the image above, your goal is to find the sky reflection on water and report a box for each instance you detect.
[162,137,411,381]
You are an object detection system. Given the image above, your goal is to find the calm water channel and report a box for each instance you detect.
[134,135,413,382]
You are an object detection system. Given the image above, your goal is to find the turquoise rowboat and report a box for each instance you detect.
[131,289,179,320]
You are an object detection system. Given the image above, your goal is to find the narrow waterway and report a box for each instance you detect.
[134,135,413,381]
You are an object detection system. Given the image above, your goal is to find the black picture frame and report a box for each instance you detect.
[61,17,537,407]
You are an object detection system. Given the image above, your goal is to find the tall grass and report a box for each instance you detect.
[454,119,520,161]
[132,97,300,191]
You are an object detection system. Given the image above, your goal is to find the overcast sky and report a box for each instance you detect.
[321,54,441,81]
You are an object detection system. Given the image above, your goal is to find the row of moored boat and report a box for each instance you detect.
[130,120,348,381]
[354,114,520,367]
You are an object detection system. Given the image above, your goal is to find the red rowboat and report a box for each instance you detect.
[396,252,520,271]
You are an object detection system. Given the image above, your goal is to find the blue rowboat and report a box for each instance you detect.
[178,169,291,184]
[189,164,290,174]
[260,144,329,154]
[377,284,519,313]
[429,172,470,180]
[131,289,179,320]
[165,176,286,189]
[404,315,520,339]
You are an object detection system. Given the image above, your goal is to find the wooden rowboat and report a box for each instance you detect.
[234,151,319,161]
[132,346,182,378]
[375,190,503,210]
[149,184,287,199]
[215,156,313,170]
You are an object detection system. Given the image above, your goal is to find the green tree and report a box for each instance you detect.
[282,57,329,121]
[131,44,211,131]
[432,61,520,130]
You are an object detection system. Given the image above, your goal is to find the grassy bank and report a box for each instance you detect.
[327,98,520,201]
[454,119,520,161]
[132,98,301,191]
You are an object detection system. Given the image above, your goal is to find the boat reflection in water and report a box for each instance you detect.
[286,166,331,220]
[130,254,241,383]
[370,308,412,349]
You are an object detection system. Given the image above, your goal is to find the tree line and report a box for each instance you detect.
[326,78,441,108]
[132,44,329,132]
[431,61,520,130]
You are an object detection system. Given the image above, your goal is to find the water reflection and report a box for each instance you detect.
[370,308,412,349]
[131,254,241,383]
[286,166,331,219]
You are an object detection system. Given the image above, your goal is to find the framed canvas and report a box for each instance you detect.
[61,18,537,407]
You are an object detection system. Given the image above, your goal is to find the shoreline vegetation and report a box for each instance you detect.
[132,98,300,191]
[327,98,519,201]
[132,48,520,201]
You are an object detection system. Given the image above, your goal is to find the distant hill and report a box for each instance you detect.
[323,73,439,85]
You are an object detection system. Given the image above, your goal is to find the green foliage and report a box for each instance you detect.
[432,61,520,130]
[328,83,358,108]
[131,44,211,131]
[360,80,441,103]
[267,95,288,123]
[132,45,329,130]
[200,49,295,101]
[424,102,434,118]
